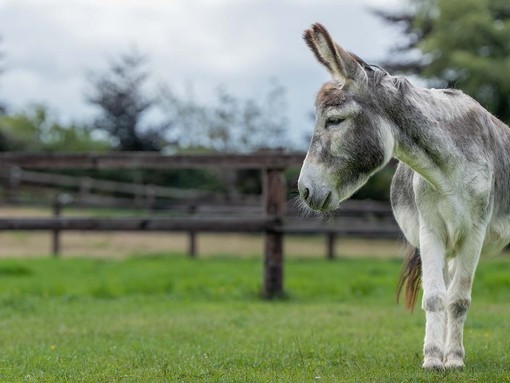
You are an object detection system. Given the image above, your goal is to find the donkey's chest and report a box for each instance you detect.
[420,194,474,252]
[413,173,492,250]
[392,164,495,252]
[393,191,474,252]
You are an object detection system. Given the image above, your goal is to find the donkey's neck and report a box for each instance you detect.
[381,83,475,192]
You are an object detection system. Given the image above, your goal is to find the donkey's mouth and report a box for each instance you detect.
[301,189,338,212]
[320,192,332,210]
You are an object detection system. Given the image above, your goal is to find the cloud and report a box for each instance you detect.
[0,0,404,144]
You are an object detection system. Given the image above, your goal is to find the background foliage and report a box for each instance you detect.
[377,0,510,123]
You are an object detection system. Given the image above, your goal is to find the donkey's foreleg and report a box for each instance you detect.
[444,233,484,369]
[420,227,447,370]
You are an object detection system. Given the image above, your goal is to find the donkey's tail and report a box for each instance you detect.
[396,246,422,312]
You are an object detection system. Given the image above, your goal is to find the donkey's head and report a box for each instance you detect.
[298,23,395,212]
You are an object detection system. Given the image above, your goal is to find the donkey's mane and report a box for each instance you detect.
[349,52,413,94]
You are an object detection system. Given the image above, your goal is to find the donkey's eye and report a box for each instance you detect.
[325,117,345,128]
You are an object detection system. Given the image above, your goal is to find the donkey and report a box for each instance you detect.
[298,23,510,370]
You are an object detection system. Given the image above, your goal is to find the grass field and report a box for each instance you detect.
[0,253,509,382]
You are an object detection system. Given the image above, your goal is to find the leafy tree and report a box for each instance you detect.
[159,85,208,150]
[236,81,288,152]
[161,82,289,153]
[0,105,110,152]
[376,0,510,122]
[0,36,7,115]
[205,86,238,152]
[86,50,168,151]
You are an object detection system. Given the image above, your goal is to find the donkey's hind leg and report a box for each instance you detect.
[444,231,484,369]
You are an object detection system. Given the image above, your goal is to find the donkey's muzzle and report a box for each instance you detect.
[298,178,333,211]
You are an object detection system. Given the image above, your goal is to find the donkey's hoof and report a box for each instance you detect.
[423,358,444,371]
[445,359,464,370]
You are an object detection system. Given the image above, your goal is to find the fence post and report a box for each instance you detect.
[326,233,336,260]
[263,168,285,298]
[51,193,73,257]
[188,205,197,257]
[52,196,62,257]
[7,167,21,202]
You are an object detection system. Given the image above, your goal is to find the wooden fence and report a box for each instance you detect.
[0,152,401,298]
[0,168,212,200]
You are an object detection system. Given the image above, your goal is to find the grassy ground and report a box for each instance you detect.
[0,254,509,382]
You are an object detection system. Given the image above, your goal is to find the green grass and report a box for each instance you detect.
[0,254,509,382]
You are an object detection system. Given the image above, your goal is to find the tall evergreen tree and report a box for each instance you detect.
[87,50,167,151]
[376,0,510,122]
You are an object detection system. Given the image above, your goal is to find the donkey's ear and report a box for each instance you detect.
[303,23,363,86]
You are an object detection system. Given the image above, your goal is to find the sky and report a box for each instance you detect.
[0,0,405,148]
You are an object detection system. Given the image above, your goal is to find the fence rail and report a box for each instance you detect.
[0,168,211,200]
[0,152,305,169]
[0,216,400,235]
[0,152,401,298]
[0,216,276,232]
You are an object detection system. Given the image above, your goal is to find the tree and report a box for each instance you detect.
[237,81,289,152]
[0,36,7,115]
[86,50,167,151]
[0,104,110,152]
[159,84,208,150]
[376,0,510,122]
[161,81,290,153]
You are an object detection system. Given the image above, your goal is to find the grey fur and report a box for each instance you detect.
[300,23,510,369]
[423,345,443,360]
[448,299,470,320]
[423,295,445,313]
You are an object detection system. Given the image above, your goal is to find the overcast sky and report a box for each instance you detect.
[0,0,405,148]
